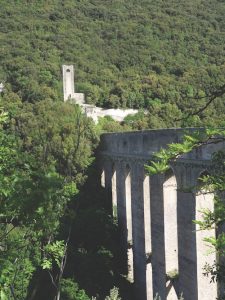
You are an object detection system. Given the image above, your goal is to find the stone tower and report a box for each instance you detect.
[62,65,84,104]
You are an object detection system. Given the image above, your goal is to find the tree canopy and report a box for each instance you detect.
[0,0,225,299]
[0,0,225,127]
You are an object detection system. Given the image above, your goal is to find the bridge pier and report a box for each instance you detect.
[131,162,148,299]
[174,164,199,299]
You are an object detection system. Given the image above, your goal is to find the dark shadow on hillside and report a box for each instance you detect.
[25,156,134,300]
[61,158,134,300]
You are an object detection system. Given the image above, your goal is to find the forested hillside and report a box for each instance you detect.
[0,1,225,299]
[0,0,225,126]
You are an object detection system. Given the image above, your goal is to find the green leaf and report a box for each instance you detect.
[41,259,52,270]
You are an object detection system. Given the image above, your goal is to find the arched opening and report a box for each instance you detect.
[101,168,105,188]
[196,171,217,300]
[111,163,117,218]
[125,164,134,282]
[143,175,153,299]
[66,69,71,72]
[163,169,179,300]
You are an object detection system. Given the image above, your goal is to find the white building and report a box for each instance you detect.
[62,65,138,123]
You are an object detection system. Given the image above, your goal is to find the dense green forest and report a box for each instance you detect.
[0,0,225,126]
[0,0,225,299]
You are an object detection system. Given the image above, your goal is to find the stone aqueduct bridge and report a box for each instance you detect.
[98,128,224,300]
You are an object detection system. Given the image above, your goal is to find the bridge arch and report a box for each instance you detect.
[196,170,217,300]
[163,169,179,300]
[111,163,117,218]
[143,174,153,299]
[125,163,134,281]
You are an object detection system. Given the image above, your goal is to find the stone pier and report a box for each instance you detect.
[99,129,224,300]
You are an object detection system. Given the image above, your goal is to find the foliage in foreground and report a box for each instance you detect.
[0,95,129,300]
[0,98,99,299]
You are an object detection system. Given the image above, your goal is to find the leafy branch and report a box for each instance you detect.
[145,129,225,175]
[176,83,225,121]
